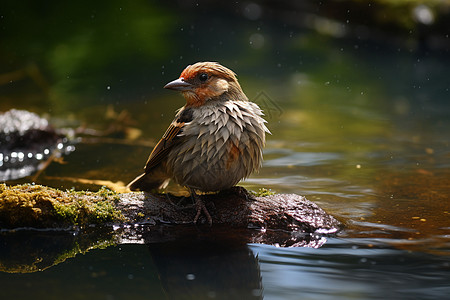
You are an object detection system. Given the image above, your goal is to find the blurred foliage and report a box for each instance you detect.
[1,0,448,113]
[1,0,175,108]
[0,1,448,178]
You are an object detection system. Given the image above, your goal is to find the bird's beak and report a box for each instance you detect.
[164,78,193,91]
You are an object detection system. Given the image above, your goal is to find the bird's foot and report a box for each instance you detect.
[193,197,213,226]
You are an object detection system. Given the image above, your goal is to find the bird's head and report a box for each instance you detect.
[164,62,247,107]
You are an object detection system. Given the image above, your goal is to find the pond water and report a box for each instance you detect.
[1,1,449,299]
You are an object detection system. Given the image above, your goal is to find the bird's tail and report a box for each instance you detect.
[127,172,170,192]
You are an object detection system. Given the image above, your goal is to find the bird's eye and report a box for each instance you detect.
[199,73,208,82]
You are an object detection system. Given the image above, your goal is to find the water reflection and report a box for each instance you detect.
[0,224,332,274]
[147,236,262,299]
[0,228,116,273]
[0,227,265,299]
[253,238,450,300]
[1,232,448,300]
[264,151,342,167]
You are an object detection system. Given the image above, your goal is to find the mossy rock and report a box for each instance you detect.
[0,184,340,237]
[0,184,125,228]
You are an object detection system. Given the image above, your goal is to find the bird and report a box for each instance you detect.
[128,62,270,224]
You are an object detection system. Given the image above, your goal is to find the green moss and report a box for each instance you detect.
[0,184,125,228]
[251,188,276,197]
[53,186,123,225]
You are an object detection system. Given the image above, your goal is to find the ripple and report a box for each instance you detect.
[244,175,343,189]
[250,238,450,300]
[349,220,417,233]
[264,152,342,167]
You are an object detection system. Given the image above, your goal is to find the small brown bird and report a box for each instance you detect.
[128,62,269,224]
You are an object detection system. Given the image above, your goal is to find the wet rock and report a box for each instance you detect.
[118,187,341,235]
[0,184,341,248]
[0,109,74,181]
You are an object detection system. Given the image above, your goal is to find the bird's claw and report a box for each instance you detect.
[193,197,212,226]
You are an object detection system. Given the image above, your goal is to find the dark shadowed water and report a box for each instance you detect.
[1,1,449,299]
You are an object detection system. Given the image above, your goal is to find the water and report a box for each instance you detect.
[254,240,450,300]
[1,1,450,299]
[1,236,448,299]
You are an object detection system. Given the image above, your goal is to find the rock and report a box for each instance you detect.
[0,109,74,181]
[117,187,340,235]
[0,184,341,247]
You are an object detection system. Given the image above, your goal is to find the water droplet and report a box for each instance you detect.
[243,2,263,20]
[249,33,265,49]
[18,152,25,162]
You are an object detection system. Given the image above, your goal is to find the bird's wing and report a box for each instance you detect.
[144,107,193,172]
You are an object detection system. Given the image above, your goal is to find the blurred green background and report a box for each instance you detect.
[1,0,449,114]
